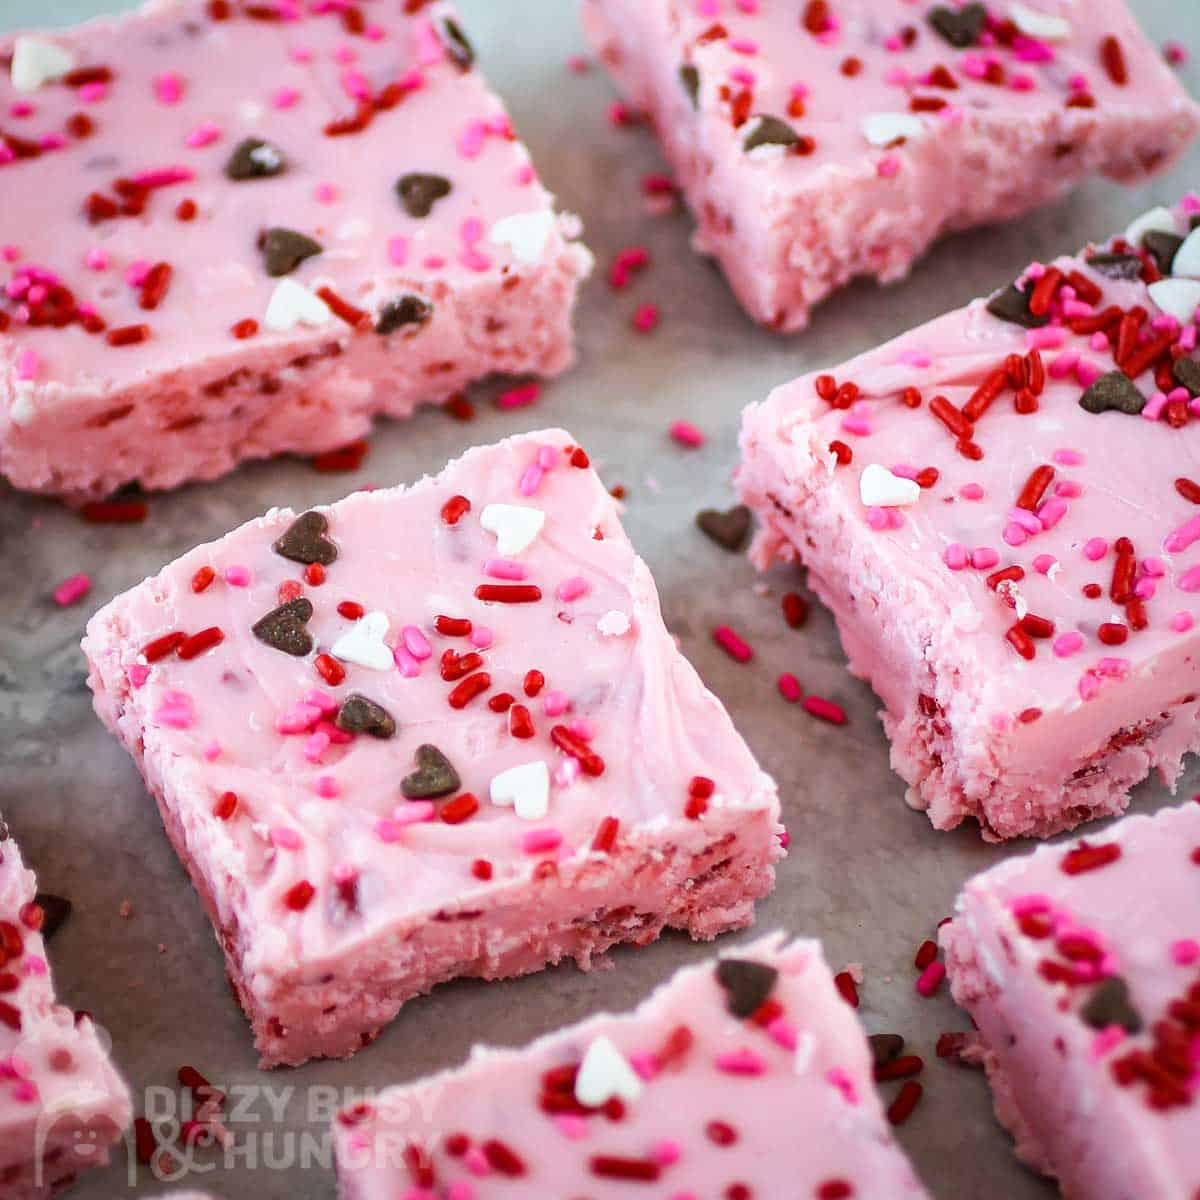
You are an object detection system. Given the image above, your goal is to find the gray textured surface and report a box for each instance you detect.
[1,1,1198,1197]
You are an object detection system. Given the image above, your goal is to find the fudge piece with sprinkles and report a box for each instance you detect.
[0,819,132,1198]
[582,0,1199,331]
[332,933,930,1199]
[739,198,1200,840]
[83,429,783,1067]
[0,1,590,501]
[941,802,1200,1199]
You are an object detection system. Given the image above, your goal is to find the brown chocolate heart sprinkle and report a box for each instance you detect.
[1141,230,1183,274]
[376,294,433,335]
[742,114,799,153]
[986,283,1050,329]
[34,893,72,941]
[335,694,397,739]
[273,511,338,565]
[696,505,752,552]
[225,137,286,180]
[715,958,779,1017]
[1085,252,1146,280]
[1081,975,1142,1034]
[1079,371,1147,416]
[260,227,323,277]
[252,597,314,656]
[401,744,461,799]
[927,3,986,48]
[869,1033,906,1067]
[396,173,453,218]
[679,63,700,107]
[434,16,474,69]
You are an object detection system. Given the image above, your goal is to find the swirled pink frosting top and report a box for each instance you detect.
[84,429,782,1066]
[0,0,590,498]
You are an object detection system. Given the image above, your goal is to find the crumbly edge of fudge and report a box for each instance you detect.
[2,238,590,502]
[582,0,1199,332]
[737,396,1200,840]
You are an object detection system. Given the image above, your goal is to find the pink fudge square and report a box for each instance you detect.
[0,1,590,500]
[941,802,1200,1199]
[83,428,783,1067]
[582,0,1199,331]
[0,820,132,1199]
[739,198,1200,840]
[332,933,930,1199]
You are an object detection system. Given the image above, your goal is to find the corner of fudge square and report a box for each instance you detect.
[739,196,1200,842]
[940,801,1200,1198]
[332,932,930,1199]
[83,428,783,1068]
[0,817,132,1198]
[0,1,591,502]
[581,0,1200,332]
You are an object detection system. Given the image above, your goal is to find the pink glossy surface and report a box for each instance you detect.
[334,933,930,1199]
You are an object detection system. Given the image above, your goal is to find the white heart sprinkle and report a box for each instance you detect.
[1149,279,1200,325]
[331,611,393,671]
[859,464,920,508]
[490,761,550,821]
[490,210,556,264]
[264,278,332,332]
[597,611,631,637]
[11,37,74,93]
[480,504,545,556]
[574,1036,644,1107]
[1124,206,1179,247]
[861,112,924,148]
[1008,3,1071,41]
[1172,227,1200,279]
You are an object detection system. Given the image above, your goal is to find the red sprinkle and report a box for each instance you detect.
[447,672,491,709]
[313,440,369,473]
[315,653,346,686]
[551,725,605,776]
[1101,34,1129,85]
[441,495,471,526]
[833,971,859,1007]
[316,285,371,330]
[440,793,479,825]
[1016,464,1054,511]
[887,1080,923,1125]
[669,420,706,449]
[803,695,846,725]
[475,584,542,604]
[713,624,753,663]
[106,323,151,347]
[231,317,258,339]
[212,791,238,821]
[435,615,472,637]
[914,939,938,969]
[143,631,185,662]
[471,859,493,881]
[523,669,545,697]
[337,600,365,621]
[191,566,216,593]
[915,960,946,997]
[782,592,808,628]
[777,672,803,702]
[177,626,224,660]
[591,816,619,853]
[1061,841,1121,874]
[283,880,315,911]
[81,498,148,524]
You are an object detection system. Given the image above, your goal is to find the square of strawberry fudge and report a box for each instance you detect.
[739,198,1200,840]
[942,802,1200,1199]
[0,818,132,1199]
[83,428,783,1068]
[0,1,591,501]
[332,932,929,1199]
[582,0,1199,331]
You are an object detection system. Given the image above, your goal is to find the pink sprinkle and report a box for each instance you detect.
[483,558,527,581]
[224,565,251,587]
[394,646,422,678]
[154,71,183,104]
[713,624,752,663]
[497,382,541,410]
[1032,554,1057,575]
[916,960,946,996]
[1089,1026,1126,1061]
[1134,577,1157,600]
[12,1081,38,1105]
[270,826,303,851]
[127,664,151,689]
[53,573,90,607]
[290,44,314,63]
[943,542,969,571]
[303,730,331,763]
[458,119,487,158]
[515,162,536,186]
[568,717,595,741]
[633,302,660,333]
[1082,537,1108,561]
[201,740,222,766]
[971,547,999,570]
[273,87,301,109]
[469,626,494,650]
[777,672,802,702]
[460,247,492,272]
[803,695,846,725]
[316,182,339,204]
[185,121,222,148]
[15,348,39,381]
[553,1114,589,1140]
[826,1067,858,1105]
[85,246,109,271]
[521,829,562,855]
[402,626,432,661]
[766,1016,798,1050]
[1165,40,1189,66]
[670,420,705,448]
[715,1048,766,1076]
[125,260,151,288]
[387,236,408,266]
[79,82,107,103]
[556,576,590,602]
[567,53,590,74]
[1171,611,1195,633]
[375,818,406,844]
[1171,938,1200,965]
[154,691,194,729]
[1026,326,1066,350]
[1076,360,1102,388]
[543,689,570,718]
[1165,513,1200,554]
[315,776,340,799]
[1053,631,1084,658]
[877,154,901,178]
[959,482,984,501]
[1177,565,1200,593]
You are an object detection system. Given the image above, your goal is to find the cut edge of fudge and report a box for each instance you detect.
[83,427,783,1067]
[0,818,132,1199]
[738,198,1200,841]
[940,802,1200,1196]
[332,930,930,1198]
[582,0,1200,331]
[0,1,593,501]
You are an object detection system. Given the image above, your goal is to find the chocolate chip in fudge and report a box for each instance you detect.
[335,694,397,739]
[273,511,338,566]
[260,227,323,277]
[376,294,433,335]
[679,63,700,108]
[1081,975,1142,1034]
[401,744,461,799]
[985,283,1049,329]
[225,137,286,180]
[742,115,799,153]
[869,1033,906,1067]
[715,958,779,1018]
[396,173,453,219]
[1079,370,1147,416]
[928,3,986,48]
[34,893,72,941]
[434,15,475,70]
[1142,230,1184,275]
[1173,356,1200,396]
[696,505,752,552]
[1085,252,1145,281]
[252,597,314,657]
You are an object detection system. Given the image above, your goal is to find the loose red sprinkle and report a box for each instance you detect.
[778,672,803,702]
[1061,842,1121,874]
[177,627,224,660]
[929,394,972,440]
[212,791,238,820]
[443,393,474,421]
[591,816,619,853]
[315,653,346,686]
[689,776,715,800]
[440,793,479,824]
[713,624,753,663]
[887,1080,923,1125]
[106,323,151,346]
[1101,34,1129,85]
[914,939,938,969]
[143,631,186,662]
[1006,623,1035,660]
[802,0,832,34]
[435,615,472,637]
[441,495,471,526]
[874,1054,925,1083]
[834,971,859,1007]
[916,960,946,996]
[803,696,847,725]
[283,881,315,911]
[190,566,216,593]
[706,1120,738,1146]
[313,440,369,473]
[475,584,542,604]
[815,374,837,401]
[782,592,808,628]
[134,1117,157,1164]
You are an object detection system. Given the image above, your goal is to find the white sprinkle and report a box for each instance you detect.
[1171,227,1200,278]
[490,210,557,263]
[1008,3,1071,41]
[794,1030,817,1075]
[264,278,332,332]
[1148,278,1200,325]
[11,37,74,92]
[860,112,924,148]
[331,611,393,671]
[1124,206,1179,247]
[480,503,545,556]
[490,761,550,821]
[574,1036,644,1107]
[9,386,35,427]
[859,463,920,508]
[597,611,631,637]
